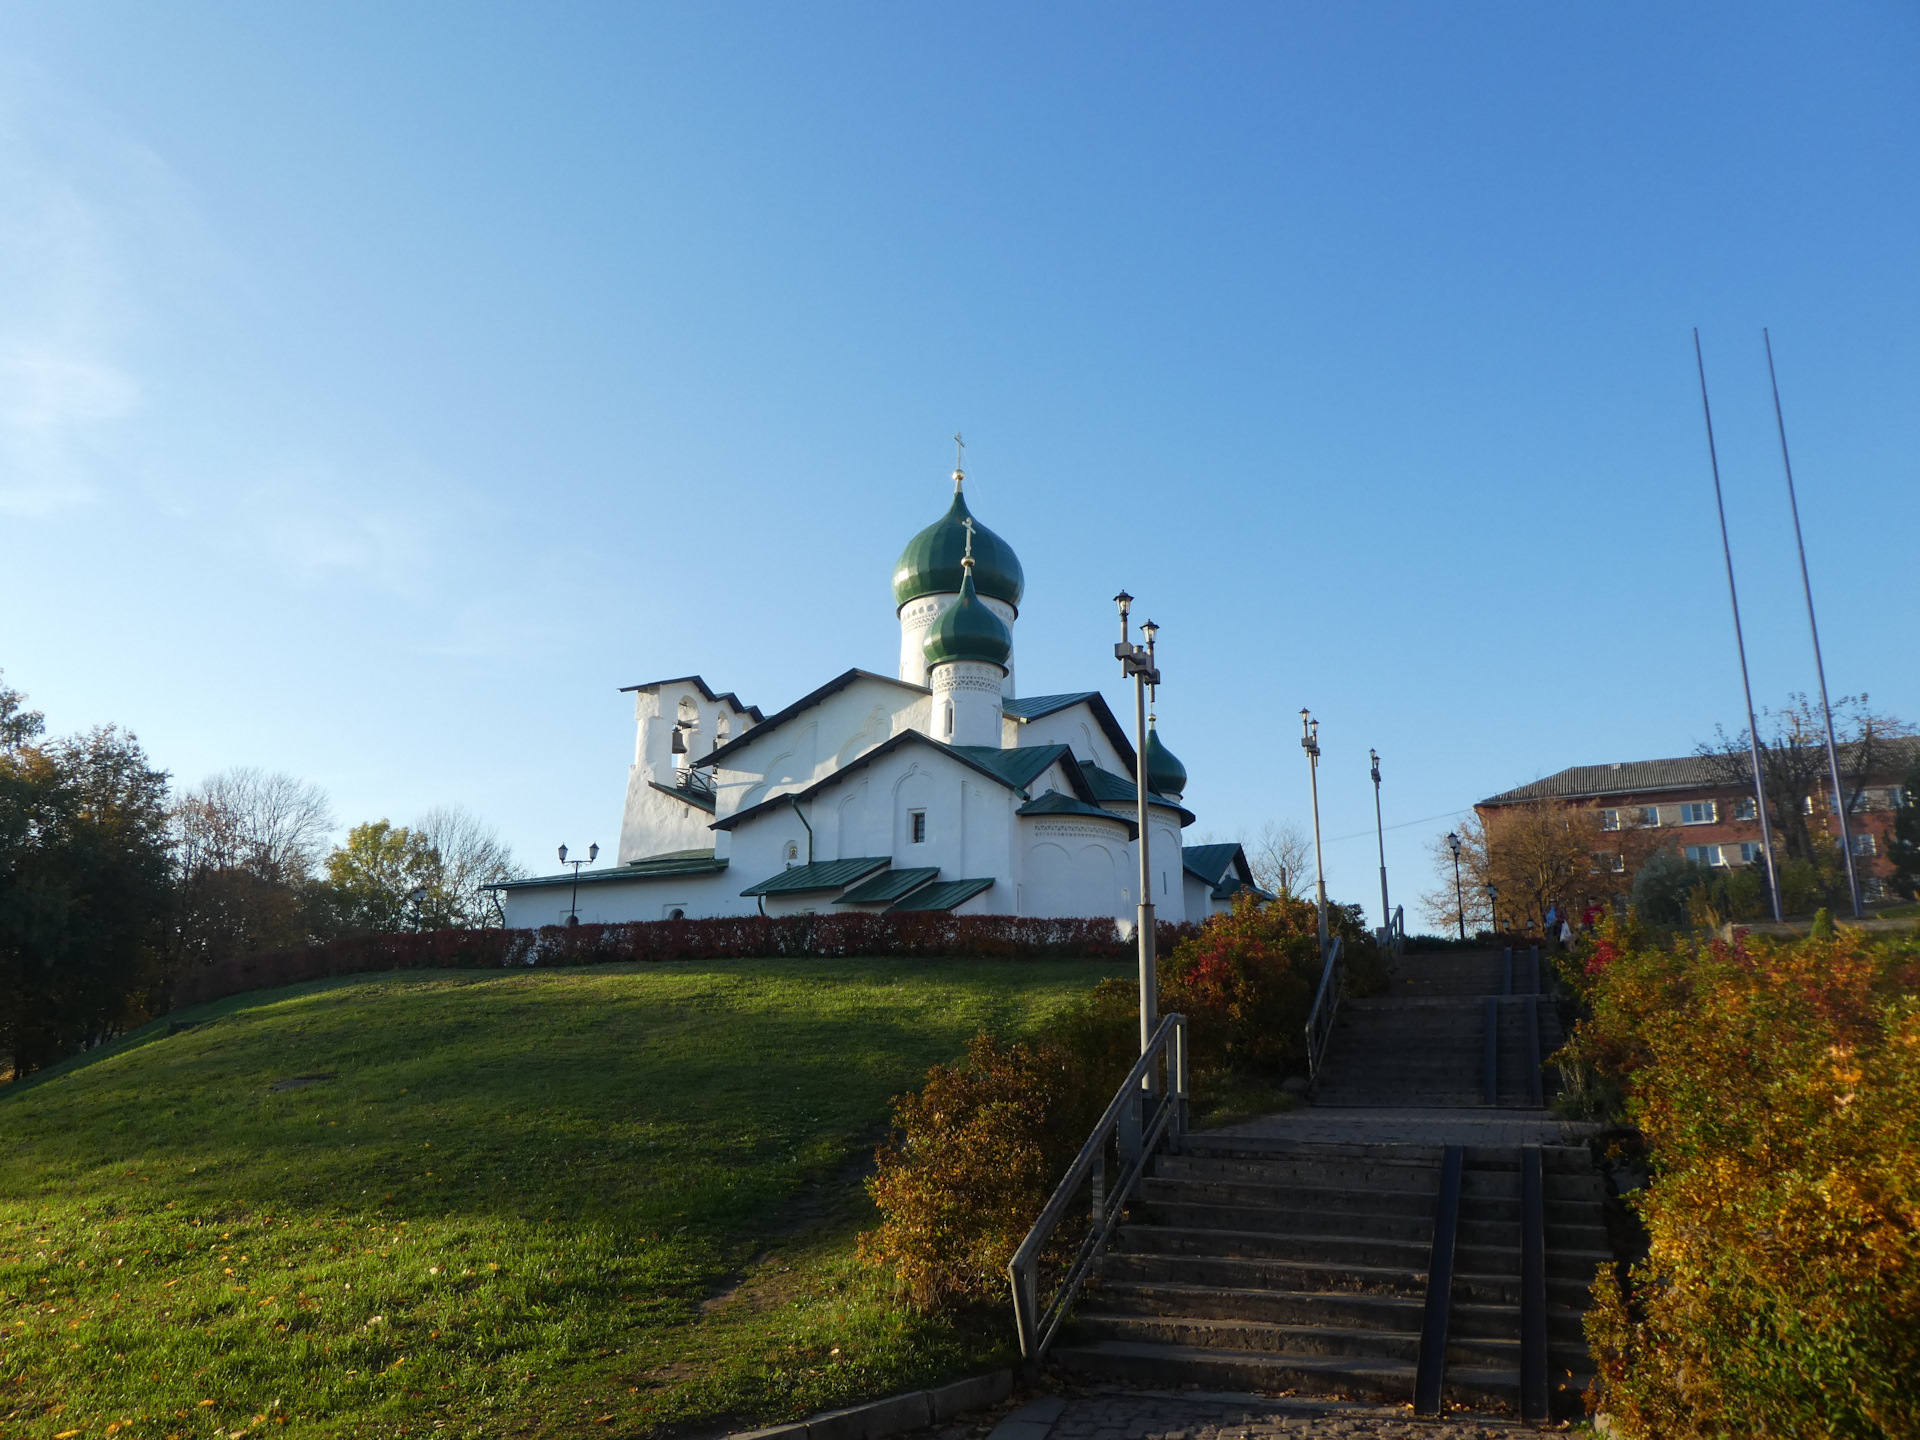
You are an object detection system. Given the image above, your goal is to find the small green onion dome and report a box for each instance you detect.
[922,569,1012,669]
[893,487,1025,612]
[1145,726,1188,798]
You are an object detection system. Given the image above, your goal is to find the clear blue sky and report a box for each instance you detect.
[3,4,1916,925]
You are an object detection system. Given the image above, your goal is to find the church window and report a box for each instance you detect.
[910,811,927,844]
[716,715,730,748]
[943,701,954,736]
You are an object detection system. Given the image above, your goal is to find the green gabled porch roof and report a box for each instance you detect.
[649,779,716,814]
[1015,791,1138,837]
[834,867,940,905]
[1182,842,1273,901]
[738,856,892,897]
[886,877,996,912]
[1077,762,1197,826]
[488,849,728,891]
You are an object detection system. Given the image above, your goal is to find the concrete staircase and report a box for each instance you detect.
[1052,948,1606,1420]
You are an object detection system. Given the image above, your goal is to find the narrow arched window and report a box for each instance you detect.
[944,701,954,736]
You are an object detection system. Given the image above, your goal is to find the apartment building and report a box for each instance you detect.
[1477,740,1917,901]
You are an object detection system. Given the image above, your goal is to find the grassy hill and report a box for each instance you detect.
[0,956,1125,1439]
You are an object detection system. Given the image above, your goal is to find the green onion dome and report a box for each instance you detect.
[1145,725,1188,798]
[893,487,1025,612]
[922,569,1012,669]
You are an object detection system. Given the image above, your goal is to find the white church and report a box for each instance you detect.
[494,456,1263,930]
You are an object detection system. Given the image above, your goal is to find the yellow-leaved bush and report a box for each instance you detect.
[1562,923,1920,1438]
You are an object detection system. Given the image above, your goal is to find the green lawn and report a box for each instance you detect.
[0,957,1125,1439]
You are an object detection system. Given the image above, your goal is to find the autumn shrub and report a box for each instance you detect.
[1561,923,1920,1438]
[860,1032,1111,1311]
[862,895,1362,1311]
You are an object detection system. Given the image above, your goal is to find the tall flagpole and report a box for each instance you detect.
[1694,330,1783,920]
[1764,329,1862,917]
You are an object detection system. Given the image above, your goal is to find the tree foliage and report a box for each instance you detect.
[1563,924,1920,1438]
[171,768,334,967]
[0,679,174,1077]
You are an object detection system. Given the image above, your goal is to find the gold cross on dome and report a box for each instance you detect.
[953,432,965,490]
[962,515,976,569]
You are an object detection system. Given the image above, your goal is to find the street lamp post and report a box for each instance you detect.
[1447,832,1465,941]
[1486,884,1499,938]
[407,885,428,932]
[1369,749,1390,944]
[1300,710,1330,959]
[1113,591,1161,1062]
[558,842,599,926]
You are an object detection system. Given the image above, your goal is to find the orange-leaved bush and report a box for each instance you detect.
[1564,926,1920,1438]
[860,1033,1106,1312]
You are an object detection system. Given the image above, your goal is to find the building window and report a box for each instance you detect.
[1637,806,1660,828]
[1685,844,1725,867]
[1680,801,1717,825]
[943,701,953,737]
[910,810,927,844]
[1600,809,1620,832]
[1736,842,1761,863]
[1593,851,1626,873]
[1892,786,1909,810]
[1850,832,1878,857]
[1733,796,1757,821]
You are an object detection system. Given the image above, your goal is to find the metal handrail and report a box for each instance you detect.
[1304,935,1346,1081]
[1006,1012,1187,1368]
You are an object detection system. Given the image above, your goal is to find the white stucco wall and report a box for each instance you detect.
[1005,699,1130,774]
[497,866,752,928]
[618,681,756,864]
[707,676,931,825]
[928,660,1005,747]
[1018,815,1133,920]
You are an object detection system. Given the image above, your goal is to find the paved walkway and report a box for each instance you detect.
[977,1388,1536,1440]
[1216,1106,1601,1148]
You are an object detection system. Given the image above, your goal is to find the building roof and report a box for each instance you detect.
[711,733,1093,833]
[648,779,715,815]
[617,674,764,723]
[738,856,891,897]
[694,668,929,770]
[1078,761,1197,826]
[886,877,996,912]
[1016,790,1138,837]
[835,866,940,905]
[1182,842,1271,902]
[1479,735,1920,806]
[1145,725,1187,797]
[922,569,1012,668]
[893,486,1025,611]
[1002,692,1137,771]
[489,848,729,891]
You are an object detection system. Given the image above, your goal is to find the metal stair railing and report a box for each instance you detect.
[1006,1011,1187,1370]
[1303,935,1347,1083]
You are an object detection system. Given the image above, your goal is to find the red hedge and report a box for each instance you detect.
[167,913,1200,1012]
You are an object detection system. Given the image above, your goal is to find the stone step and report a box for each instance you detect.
[1122,1222,1431,1270]
[1091,1279,1422,1332]
[1154,1152,1443,1188]
[1099,1249,1427,1298]
[1075,1311,1421,1362]
[1049,1339,1520,1413]
[1132,1201,1436,1242]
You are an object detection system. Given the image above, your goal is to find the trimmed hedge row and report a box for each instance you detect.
[168,912,1201,1011]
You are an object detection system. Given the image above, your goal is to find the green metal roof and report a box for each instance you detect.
[887,877,996,912]
[1181,842,1273,901]
[892,487,1024,611]
[1144,726,1187,797]
[738,856,892,897]
[835,866,940,904]
[649,779,716,814]
[921,570,1012,668]
[489,849,728,891]
[1077,761,1196,823]
[1016,791,1137,835]
[948,743,1065,793]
